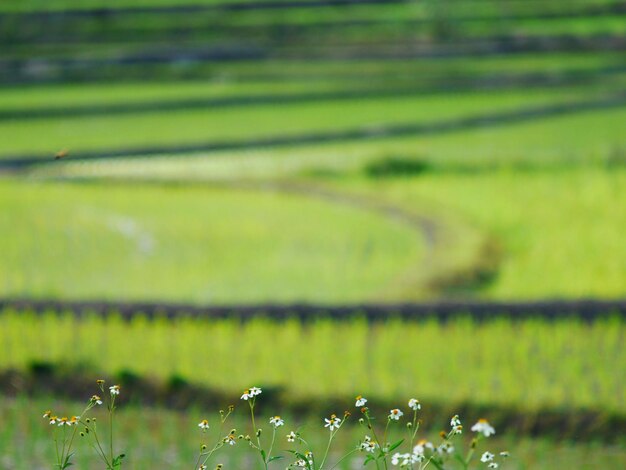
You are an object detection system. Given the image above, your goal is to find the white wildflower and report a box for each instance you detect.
[408,398,421,411]
[269,416,284,427]
[472,419,496,437]
[324,414,341,431]
[198,419,209,430]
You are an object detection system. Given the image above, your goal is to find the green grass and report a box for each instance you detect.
[2,395,624,469]
[1,312,624,413]
[0,179,421,303]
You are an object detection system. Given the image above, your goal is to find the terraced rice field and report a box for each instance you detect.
[2,1,626,468]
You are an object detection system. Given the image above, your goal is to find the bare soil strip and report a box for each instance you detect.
[1,298,624,321]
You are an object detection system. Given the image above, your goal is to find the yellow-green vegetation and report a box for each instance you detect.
[0,179,421,303]
[1,311,623,413]
[336,167,626,299]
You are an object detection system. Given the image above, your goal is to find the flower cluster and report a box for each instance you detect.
[42,379,125,470]
[240,386,262,400]
[42,382,510,469]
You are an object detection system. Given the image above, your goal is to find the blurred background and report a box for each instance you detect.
[0,0,625,468]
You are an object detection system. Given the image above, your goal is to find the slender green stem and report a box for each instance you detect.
[53,428,60,467]
[381,419,391,470]
[329,448,359,470]
[194,447,203,470]
[200,441,224,467]
[249,400,267,469]
[266,426,277,465]
[88,440,110,466]
[60,426,68,467]
[318,429,335,469]
[89,424,112,467]
[463,447,475,469]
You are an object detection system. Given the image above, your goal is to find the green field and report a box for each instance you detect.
[2,1,626,468]
[5,84,624,158]
[2,311,623,413]
[0,180,422,303]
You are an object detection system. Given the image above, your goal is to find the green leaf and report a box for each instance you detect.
[111,453,126,469]
[261,449,267,460]
[268,456,284,462]
[388,439,405,453]
[429,458,445,470]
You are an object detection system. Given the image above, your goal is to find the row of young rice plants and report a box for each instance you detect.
[40,103,626,183]
[2,0,615,16]
[1,395,625,469]
[5,13,623,56]
[1,50,624,113]
[4,83,624,158]
[1,310,623,413]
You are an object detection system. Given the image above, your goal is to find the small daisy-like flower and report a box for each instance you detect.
[324,414,341,431]
[198,419,209,430]
[249,387,262,396]
[91,395,103,405]
[389,409,404,420]
[286,431,297,442]
[269,416,284,427]
[471,419,496,437]
[450,415,461,427]
[391,452,412,467]
[408,398,421,411]
[49,416,58,425]
[58,417,69,426]
[109,385,120,396]
[437,443,454,455]
[241,389,252,400]
[500,451,510,458]
[452,425,463,435]
[355,395,367,407]
[68,416,80,426]
[43,410,52,419]
[360,435,377,453]
[480,451,495,462]
[488,464,498,469]
[413,439,433,456]
[199,465,207,470]
[225,434,236,446]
